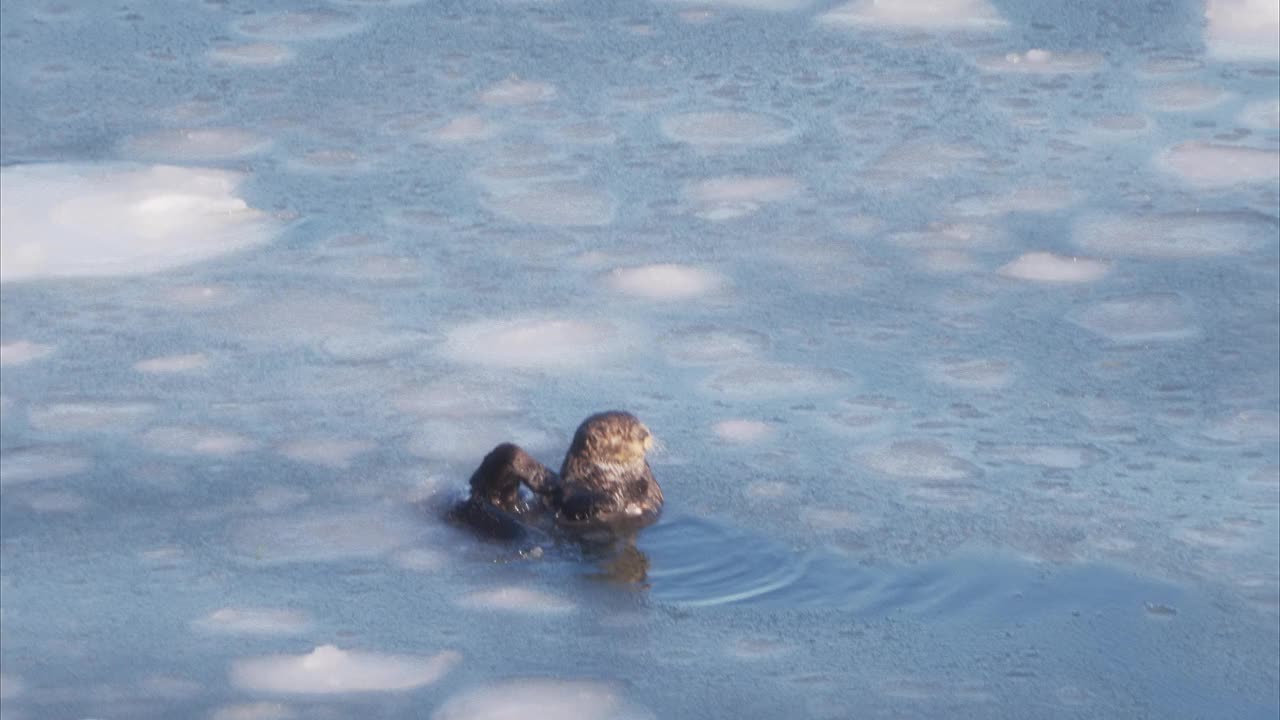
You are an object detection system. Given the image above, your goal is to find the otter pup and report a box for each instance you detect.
[457,411,663,535]
[448,442,554,541]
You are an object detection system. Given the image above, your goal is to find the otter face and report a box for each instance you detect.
[570,411,653,465]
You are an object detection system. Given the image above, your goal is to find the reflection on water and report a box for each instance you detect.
[641,516,1182,617]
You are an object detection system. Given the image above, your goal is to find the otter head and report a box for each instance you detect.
[568,411,653,466]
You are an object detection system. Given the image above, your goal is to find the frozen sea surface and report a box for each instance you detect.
[1,0,1278,718]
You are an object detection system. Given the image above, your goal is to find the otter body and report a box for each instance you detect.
[454,412,663,538]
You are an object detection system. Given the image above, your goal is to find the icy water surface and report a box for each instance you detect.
[1,0,1278,718]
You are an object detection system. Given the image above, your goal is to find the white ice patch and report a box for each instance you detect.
[976,49,1102,73]
[211,702,297,720]
[140,426,256,456]
[685,175,801,221]
[0,340,54,366]
[0,164,275,281]
[134,353,211,373]
[1074,212,1275,257]
[1144,82,1227,112]
[706,364,850,397]
[862,440,981,481]
[1238,99,1280,129]
[485,185,615,226]
[457,587,576,613]
[194,608,311,635]
[230,645,459,694]
[122,128,270,160]
[434,678,655,720]
[28,402,155,432]
[819,0,1006,29]
[234,10,363,40]
[0,447,90,485]
[478,76,557,105]
[1157,142,1280,186]
[442,318,625,370]
[233,508,422,563]
[605,264,725,300]
[660,111,795,149]
[712,419,774,443]
[208,43,295,66]
[1205,0,1280,60]
[278,438,375,469]
[1069,294,1196,343]
[430,115,502,143]
[407,419,554,462]
[997,252,1109,283]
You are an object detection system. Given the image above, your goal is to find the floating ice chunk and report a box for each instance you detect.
[977,49,1102,73]
[234,10,363,40]
[1074,212,1275,257]
[1205,0,1280,60]
[975,443,1105,469]
[660,111,795,149]
[211,702,297,720]
[1069,294,1196,343]
[713,419,773,443]
[1238,99,1280,129]
[863,440,981,481]
[479,76,557,105]
[122,128,270,160]
[659,326,769,364]
[140,427,256,456]
[29,402,155,432]
[430,115,501,143]
[233,509,422,563]
[194,608,311,635]
[134,353,210,373]
[434,678,655,720]
[997,252,1109,283]
[458,587,576,613]
[0,340,54,366]
[819,0,1006,29]
[1157,142,1280,186]
[230,645,459,694]
[706,364,850,397]
[486,185,615,226]
[407,419,553,462]
[927,358,1014,389]
[442,318,625,369]
[394,547,448,572]
[0,164,275,281]
[278,438,374,469]
[686,175,801,220]
[0,447,90,485]
[606,264,725,300]
[1144,82,1227,112]
[209,43,295,66]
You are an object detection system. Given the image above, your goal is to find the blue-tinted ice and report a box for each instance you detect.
[1,0,1277,718]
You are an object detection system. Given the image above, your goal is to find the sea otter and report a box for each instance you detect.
[454,411,663,537]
